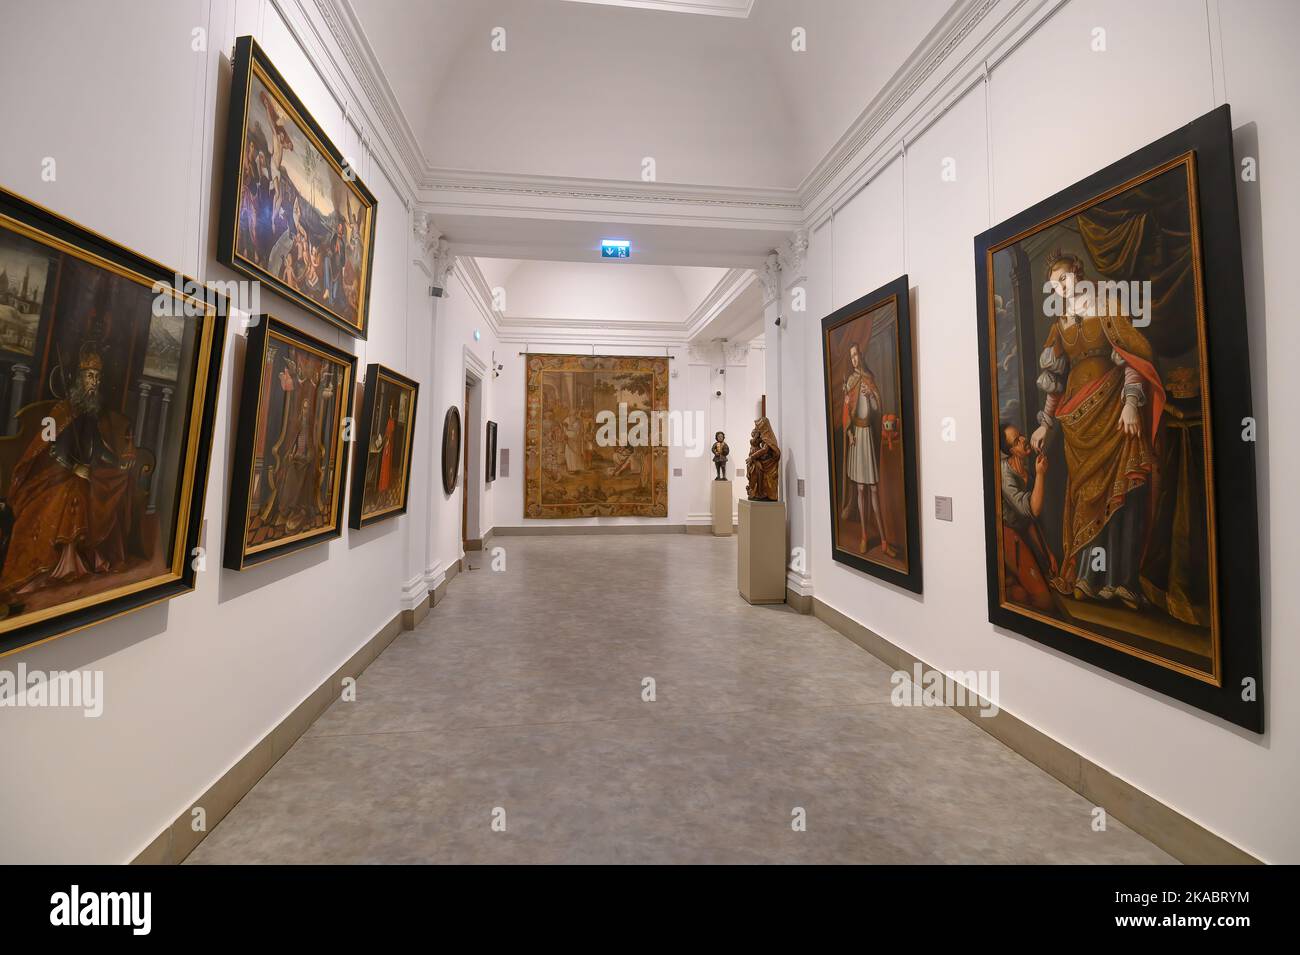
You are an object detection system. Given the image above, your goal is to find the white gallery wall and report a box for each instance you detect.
[0,0,466,864]
[779,0,1299,862]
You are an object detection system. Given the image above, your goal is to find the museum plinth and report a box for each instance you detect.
[737,498,786,604]
[711,479,734,536]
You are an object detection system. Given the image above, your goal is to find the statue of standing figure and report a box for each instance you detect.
[745,417,780,501]
[711,431,729,480]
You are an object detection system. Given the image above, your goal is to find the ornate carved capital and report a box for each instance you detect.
[724,341,750,365]
[432,237,456,296]
[780,229,809,281]
[758,251,781,306]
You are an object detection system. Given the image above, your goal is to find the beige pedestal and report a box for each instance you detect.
[711,479,734,536]
[737,498,786,604]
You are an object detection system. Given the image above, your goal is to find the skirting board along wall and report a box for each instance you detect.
[132,607,409,864]
[808,597,1261,865]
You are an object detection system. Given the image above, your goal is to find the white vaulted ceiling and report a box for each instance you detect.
[342,0,961,339]
[348,0,955,190]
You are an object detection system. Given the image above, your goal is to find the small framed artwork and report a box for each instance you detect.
[224,316,356,569]
[441,405,461,495]
[820,274,922,594]
[974,104,1262,731]
[349,364,418,529]
[485,420,498,483]
[0,185,227,657]
[217,35,378,339]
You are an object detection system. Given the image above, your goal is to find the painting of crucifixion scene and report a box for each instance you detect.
[0,191,224,655]
[220,36,376,338]
[524,354,668,518]
[224,317,355,569]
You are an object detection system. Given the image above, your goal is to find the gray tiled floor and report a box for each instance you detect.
[187,535,1174,864]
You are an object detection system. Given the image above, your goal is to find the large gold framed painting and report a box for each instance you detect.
[0,186,226,657]
[974,105,1262,731]
[523,354,669,518]
[224,317,355,569]
[218,35,377,339]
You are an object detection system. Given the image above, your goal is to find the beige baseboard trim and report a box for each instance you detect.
[686,523,738,535]
[401,596,430,631]
[131,610,405,865]
[810,597,1261,865]
[785,587,813,614]
[492,524,687,536]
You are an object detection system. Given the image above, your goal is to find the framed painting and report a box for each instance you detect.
[441,405,461,495]
[485,420,498,483]
[820,275,922,594]
[0,186,226,657]
[523,354,669,518]
[218,35,377,339]
[224,316,355,569]
[348,364,418,529]
[974,104,1262,731]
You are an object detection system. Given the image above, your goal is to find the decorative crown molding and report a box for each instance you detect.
[796,0,1004,216]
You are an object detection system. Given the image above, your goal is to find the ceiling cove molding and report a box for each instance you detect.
[797,0,1003,211]
[800,0,1059,227]
[276,0,420,202]
[453,257,502,337]
[497,317,688,347]
[496,326,688,347]
[683,268,757,341]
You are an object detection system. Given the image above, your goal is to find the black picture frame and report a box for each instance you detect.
[217,35,378,340]
[485,420,498,483]
[973,104,1262,732]
[0,185,227,657]
[820,274,922,594]
[348,363,419,530]
[441,405,461,495]
[224,316,356,570]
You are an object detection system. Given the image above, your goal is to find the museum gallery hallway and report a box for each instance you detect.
[187,536,1172,864]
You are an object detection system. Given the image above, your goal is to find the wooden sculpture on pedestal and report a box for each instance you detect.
[745,416,780,501]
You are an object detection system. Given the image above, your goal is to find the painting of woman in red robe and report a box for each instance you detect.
[349,364,418,530]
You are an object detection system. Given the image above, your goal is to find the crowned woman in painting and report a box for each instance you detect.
[1029,250,1165,610]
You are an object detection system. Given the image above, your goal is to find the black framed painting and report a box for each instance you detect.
[974,104,1262,732]
[820,275,922,594]
[224,316,356,569]
[441,405,461,495]
[0,185,227,657]
[217,35,377,339]
[348,364,418,529]
[485,420,498,483]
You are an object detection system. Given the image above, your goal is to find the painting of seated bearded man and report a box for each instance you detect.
[0,344,159,619]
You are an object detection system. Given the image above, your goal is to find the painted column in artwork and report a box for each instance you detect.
[6,363,30,435]
[133,380,152,448]
[148,386,172,513]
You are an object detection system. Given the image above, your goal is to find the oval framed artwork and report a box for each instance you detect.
[441,405,461,495]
